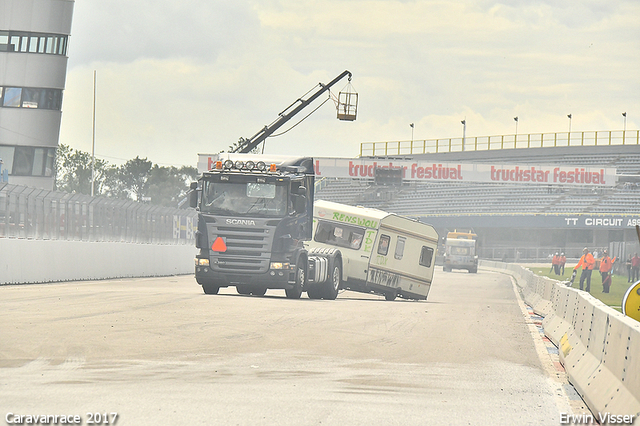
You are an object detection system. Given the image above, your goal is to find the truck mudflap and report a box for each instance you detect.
[307,247,342,300]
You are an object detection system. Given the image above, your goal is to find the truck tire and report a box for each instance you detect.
[306,285,322,299]
[322,259,341,300]
[385,291,397,301]
[202,283,219,295]
[237,285,252,295]
[252,287,267,296]
[285,259,305,299]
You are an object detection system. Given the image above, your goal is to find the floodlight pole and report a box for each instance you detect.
[461,119,466,151]
[91,70,96,196]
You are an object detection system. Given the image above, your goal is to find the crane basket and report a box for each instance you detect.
[336,82,358,121]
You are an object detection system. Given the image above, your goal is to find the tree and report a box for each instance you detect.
[54,144,110,195]
[145,165,199,206]
[227,137,262,154]
[55,145,199,207]
[117,156,153,202]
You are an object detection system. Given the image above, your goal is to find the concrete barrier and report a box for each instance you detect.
[480,260,640,422]
[0,238,197,285]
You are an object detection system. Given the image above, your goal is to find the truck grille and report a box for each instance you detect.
[209,224,274,273]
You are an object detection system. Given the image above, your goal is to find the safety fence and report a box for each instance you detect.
[480,260,640,419]
[0,183,196,244]
[361,130,640,156]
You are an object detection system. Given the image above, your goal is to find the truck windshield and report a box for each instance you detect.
[201,181,288,217]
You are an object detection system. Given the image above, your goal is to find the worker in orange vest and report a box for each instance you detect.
[574,247,596,292]
[550,253,560,275]
[559,253,566,275]
[599,250,616,293]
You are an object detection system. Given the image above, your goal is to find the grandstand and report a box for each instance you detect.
[315,143,640,265]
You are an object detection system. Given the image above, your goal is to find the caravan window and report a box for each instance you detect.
[377,235,390,255]
[419,246,434,267]
[394,237,406,260]
[314,220,364,250]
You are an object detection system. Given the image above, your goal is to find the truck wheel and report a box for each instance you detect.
[285,260,305,299]
[323,259,341,300]
[252,287,267,296]
[469,267,478,274]
[385,291,397,301]
[237,285,251,295]
[307,285,322,299]
[202,283,219,295]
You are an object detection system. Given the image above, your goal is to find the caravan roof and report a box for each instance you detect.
[314,200,390,225]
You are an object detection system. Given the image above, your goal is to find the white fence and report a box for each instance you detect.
[0,239,196,285]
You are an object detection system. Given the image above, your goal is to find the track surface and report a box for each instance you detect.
[0,269,575,425]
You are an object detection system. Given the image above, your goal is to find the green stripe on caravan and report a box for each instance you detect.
[332,212,379,228]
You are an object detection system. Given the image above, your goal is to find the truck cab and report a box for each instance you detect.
[443,230,478,273]
[190,154,314,298]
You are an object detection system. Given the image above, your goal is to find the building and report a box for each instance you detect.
[315,141,640,266]
[0,0,74,189]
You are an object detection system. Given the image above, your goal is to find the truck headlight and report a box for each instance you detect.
[270,262,290,270]
[196,258,210,266]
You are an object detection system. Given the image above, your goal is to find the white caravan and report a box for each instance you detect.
[306,200,439,301]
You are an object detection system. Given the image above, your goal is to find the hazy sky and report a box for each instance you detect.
[59,0,640,167]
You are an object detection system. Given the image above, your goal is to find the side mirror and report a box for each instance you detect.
[294,195,306,214]
[188,182,198,209]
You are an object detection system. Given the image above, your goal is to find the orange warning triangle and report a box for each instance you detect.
[211,237,227,252]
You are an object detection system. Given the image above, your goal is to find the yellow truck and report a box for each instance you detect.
[306,200,439,301]
[443,230,478,273]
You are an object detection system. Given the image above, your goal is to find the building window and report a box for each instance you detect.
[0,145,56,177]
[0,30,68,56]
[2,87,22,107]
[0,87,62,110]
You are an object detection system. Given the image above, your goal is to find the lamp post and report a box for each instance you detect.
[91,70,97,196]
[567,114,572,145]
[461,119,466,151]
[410,123,414,143]
[514,116,518,142]
[623,112,627,144]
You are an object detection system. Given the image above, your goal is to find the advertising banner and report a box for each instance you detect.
[313,158,617,187]
[197,155,617,187]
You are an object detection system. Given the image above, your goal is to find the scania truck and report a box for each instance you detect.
[190,154,315,298]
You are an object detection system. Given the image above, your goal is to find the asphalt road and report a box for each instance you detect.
[0,269,578,425]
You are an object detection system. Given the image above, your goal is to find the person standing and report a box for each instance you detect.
[632,253,640,282]
[560,253,566,275]
[551,252,560,275]
[574,247,596,292]
[627,255,634,283]
[599,250,615,293]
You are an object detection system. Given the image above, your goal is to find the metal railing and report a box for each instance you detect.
[360,130,640,157]
[0,183,196,243]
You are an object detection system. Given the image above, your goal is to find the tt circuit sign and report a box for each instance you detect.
[197,155,617,187]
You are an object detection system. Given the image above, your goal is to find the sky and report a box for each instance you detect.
[59,0,640,168]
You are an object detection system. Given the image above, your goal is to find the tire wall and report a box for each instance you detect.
[0,239,197,285]
[479,260,640,420]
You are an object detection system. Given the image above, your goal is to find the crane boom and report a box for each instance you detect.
[233,70,353,153]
